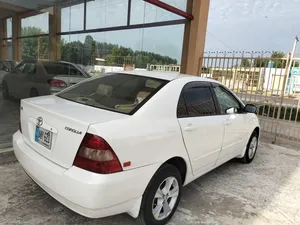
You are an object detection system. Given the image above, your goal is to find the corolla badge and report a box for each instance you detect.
[36,117,43,127]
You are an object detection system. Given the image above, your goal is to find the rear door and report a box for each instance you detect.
[211,84,248,162]
[177,81,225,176]
[17,62,37,98]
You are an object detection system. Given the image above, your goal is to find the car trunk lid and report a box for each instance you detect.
[20,95,128,168]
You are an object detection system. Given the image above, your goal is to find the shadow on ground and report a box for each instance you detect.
[0,141,299,225]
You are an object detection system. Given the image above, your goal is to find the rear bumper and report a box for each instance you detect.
[13,131,159,218]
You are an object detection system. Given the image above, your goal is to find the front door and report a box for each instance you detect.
[15,62,36,99]
[177,81,225,176]
[211,84,248,163]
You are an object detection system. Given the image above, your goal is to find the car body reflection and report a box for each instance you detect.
[2,60,91,100]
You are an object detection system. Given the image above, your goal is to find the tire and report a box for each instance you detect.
[137,164,182,225]
[30,88,39,97]
[2,82,11,100]
[240,131,258,164]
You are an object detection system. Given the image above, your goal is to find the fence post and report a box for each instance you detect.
[272,54,291,144]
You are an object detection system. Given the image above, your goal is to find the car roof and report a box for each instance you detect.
[117,70,214,82]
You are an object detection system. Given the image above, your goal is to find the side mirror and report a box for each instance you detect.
[244,104,257,113]
[5,67,9,72]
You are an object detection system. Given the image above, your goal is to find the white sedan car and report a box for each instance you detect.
[13,71,259,225]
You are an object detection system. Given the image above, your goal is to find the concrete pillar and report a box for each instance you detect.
[0,19,8,59]
[180,0,210,75]
[49,5,61,60]
[12,15,21,62]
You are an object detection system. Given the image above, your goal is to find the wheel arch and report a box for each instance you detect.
[127,156,189,218]
[164,156,187,185]
[254,126,260,138]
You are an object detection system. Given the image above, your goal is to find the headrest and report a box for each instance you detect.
[96,84,113,97]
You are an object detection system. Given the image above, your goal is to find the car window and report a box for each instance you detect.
[22,63,36,74]
[57,73,168,115]
[183,86,217,117]
[43,62,84,76]
[177,94,188,118]
[5,60,16,70]
[213,86,241,114]
[14,62,26,73]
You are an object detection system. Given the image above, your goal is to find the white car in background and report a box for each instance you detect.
[2,60,90,100]
[0,59,17,86]
[13,71,259,225]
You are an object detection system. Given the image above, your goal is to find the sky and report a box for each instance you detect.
[206,0,300,57]
[11,0,300,61]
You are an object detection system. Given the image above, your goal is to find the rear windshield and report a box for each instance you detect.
[57,73,168,115]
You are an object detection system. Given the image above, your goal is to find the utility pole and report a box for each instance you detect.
[285,36,299,95]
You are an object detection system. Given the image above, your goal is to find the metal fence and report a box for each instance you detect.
[199,51,300,144]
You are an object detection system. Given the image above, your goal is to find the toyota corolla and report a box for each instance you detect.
[13,71,259,225]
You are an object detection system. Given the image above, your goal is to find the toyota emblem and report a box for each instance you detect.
[36,117,43,126]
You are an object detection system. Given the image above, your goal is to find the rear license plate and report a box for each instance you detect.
[35,126,53,149]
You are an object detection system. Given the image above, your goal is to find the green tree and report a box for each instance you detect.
[60,35,177,68]
[21,27,49,60]
[253,51,286,68]
[240,58,251,67]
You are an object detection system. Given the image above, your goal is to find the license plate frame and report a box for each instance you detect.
[35,126,53,149]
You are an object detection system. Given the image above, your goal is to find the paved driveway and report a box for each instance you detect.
[1,142,300,225]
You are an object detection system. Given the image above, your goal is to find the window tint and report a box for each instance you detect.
[214,86,241,114]
[177,94,188,118]
[57,73,168,115]
[23,63,36,74]
[14,62,26,72]
[183,87,216,117]
[43,62,83,76]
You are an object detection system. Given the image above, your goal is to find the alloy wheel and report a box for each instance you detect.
[152,176,179,221]
[248,136,258,159]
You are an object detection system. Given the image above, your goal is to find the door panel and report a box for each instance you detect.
[178,116,225,175]
[219,113,248,161]
[18,63,37,98]
[212,85,248,162]
[177,82,225,175]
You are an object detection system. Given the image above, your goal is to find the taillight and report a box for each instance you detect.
[73,133,123,174]
[47,79,67,87]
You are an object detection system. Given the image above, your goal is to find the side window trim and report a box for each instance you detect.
[177,81,218,118]
[211,83,244,114]
[177,93,188,118]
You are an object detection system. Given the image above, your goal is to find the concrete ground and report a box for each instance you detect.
[0,142,300,225]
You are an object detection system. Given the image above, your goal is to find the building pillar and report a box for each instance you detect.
[12,15,21,62]
[49,5,61,61]
[0,19,8,59]
[180,0,210,75]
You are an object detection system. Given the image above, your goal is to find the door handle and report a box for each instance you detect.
[184,126,197,131]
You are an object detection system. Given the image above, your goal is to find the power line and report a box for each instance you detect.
[207,31,234,51]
